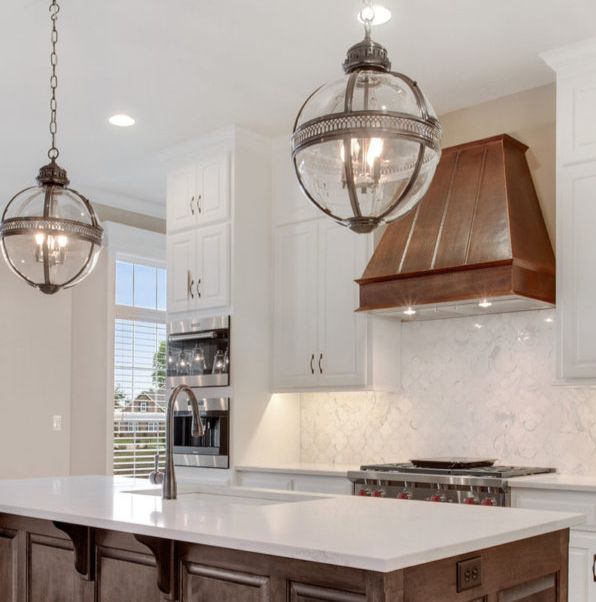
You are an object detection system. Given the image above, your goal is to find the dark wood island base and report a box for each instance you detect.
[0,514,568,601]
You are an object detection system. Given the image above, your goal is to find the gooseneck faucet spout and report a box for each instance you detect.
[150,384,204,500]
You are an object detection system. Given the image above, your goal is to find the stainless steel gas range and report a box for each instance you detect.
[348,458,555,507]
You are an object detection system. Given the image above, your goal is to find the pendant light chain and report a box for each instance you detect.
[48,0,60,160]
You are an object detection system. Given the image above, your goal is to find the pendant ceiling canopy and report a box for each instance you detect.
[0,0,103,294]
[291,1,442,234]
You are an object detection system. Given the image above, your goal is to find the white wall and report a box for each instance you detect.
[0,258,72,478]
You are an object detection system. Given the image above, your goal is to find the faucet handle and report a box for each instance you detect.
[149,452,164,485]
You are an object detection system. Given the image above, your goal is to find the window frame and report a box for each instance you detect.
[111,253,167,478]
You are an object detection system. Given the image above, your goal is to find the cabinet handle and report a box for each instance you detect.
[310,354,315,375]
[190,196,195,215]
[318,353,323,374]
[592,554,596,582]
[187,270,195,299]
[196,278,202,298]
[197,194,202,214]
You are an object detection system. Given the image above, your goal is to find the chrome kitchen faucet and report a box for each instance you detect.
[149,384,204,500]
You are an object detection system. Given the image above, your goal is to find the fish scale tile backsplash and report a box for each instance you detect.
[300,309,596,474]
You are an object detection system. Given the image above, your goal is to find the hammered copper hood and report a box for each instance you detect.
[357,134,555,320]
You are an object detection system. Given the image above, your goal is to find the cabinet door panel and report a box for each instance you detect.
[0,529,16,602]
[168,231,195,314]
[167,167,197,232]
[558,162,596,378]
[197,154,230,225]
[96,546,160,602]
[272,145,317,226]
[196,223,230,311]
[273,222,318,388]
[568,531,596,602]
[182,562,271,601]
[496,574,557,602]
[317,220,368,388]
[28,534,79,602]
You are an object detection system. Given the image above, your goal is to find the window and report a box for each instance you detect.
[113,260,167,478]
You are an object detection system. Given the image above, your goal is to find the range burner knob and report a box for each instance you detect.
[463,496,479,505]
[429,494,446,503]
[371,489,385,498]
[358,488,370,496]
[397,491,412,500]
[481,497,496,507]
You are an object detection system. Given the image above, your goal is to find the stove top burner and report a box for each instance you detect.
[358,462,556,478]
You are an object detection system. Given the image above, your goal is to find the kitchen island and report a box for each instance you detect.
[0,476,583,601]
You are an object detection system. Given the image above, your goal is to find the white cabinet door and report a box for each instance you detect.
[273,221,318,388]
[167,231,195,314]
[272,145,318,226]
[569,531,596,602]
[196,223,230,311]
[167,167,197,232]
[558,161,596,379]
[317,220,368,388]
[197,154,230,225]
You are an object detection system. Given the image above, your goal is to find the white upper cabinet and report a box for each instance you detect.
[272,219,400,392]
[271,140,318,226]
[167,223,230,314]
[167,230,195,314]
[167,154,230,233]
[196,223,230,311]
[167,167,196,232]
[197,155,231,225]
[273,221,318,388]
[317,219,368,388]
[543,38,596,381]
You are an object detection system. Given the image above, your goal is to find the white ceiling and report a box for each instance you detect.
[2,0,595,215]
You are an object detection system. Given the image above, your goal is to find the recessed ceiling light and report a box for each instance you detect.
[357,5,392,26]
[108,114,135,127]
[403,307,416,316]
[545,317,554,323]
[478,299,493,309]
[474,323,483,329]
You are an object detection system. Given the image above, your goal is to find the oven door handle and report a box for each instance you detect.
[169,331,219,342]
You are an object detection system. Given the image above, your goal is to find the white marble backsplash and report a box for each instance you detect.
[301,309,596,475]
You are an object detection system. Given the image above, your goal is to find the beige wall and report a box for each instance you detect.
[94,203,165,234]
[0,260,72,478]
[439,84,556,246]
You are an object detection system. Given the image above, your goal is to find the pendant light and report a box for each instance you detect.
[291,1,442,233]
[0,0,103,294]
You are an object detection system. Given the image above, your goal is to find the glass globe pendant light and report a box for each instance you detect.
[0,0,103,294]
[291,0,442,233]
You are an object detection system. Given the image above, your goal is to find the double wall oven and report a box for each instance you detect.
[167,316,230,469]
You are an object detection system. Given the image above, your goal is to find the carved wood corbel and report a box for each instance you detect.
[134,533,178,601]
[52,521,95,581]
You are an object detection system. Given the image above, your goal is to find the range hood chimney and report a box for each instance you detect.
[358,135,555,320]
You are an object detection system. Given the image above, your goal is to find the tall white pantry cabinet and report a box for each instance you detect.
[543,38,596,382]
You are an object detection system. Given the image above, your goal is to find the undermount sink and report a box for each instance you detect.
[122,484,324,505]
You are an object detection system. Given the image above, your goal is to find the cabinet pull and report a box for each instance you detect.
[187,271,195,299]
[593,554,596,582]
[190,196,195,215]
[310,354,315,375]
[197,194,202,214]
[196,278,202,298]
[318,353,323,374]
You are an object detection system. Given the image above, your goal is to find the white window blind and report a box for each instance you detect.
[113,260,167,478]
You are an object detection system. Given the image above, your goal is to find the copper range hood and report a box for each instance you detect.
[358,134,555,320]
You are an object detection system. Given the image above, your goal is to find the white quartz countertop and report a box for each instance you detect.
[509,473,596,493]
[235,463,359,477]
[0,476,583,573]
